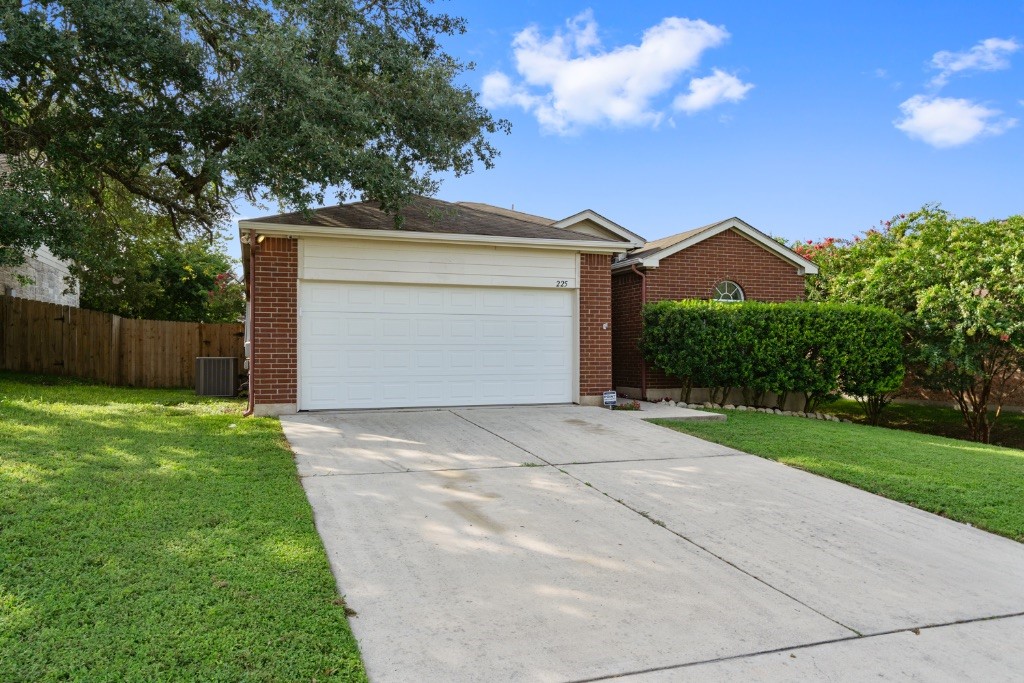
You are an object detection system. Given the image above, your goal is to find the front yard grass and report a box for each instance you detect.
[0,372,366,682]
[651,410,1024,543]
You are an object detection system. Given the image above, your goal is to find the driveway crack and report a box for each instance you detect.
[451,410,557,467]
[578,473,862,637]
[453,409,860,637]
[565,610,1024,682]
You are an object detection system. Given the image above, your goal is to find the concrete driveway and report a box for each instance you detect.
[281,406,1024,682]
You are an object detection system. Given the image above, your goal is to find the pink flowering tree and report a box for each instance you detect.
[799,205,1024,442]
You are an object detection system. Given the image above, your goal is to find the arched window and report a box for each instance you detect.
[712,280,744,302]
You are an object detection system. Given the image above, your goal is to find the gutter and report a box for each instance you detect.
[612,257,645,271]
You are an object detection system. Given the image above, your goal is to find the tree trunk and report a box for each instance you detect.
[775,391,788,410]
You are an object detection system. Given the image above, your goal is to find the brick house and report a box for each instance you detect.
[240,197,640,415]
[241,202,815,415]
[611,217,817,401]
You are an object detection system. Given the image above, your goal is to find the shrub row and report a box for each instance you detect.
[640,300,905,417]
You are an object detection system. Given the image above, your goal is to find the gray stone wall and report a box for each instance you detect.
[0,245,80,307]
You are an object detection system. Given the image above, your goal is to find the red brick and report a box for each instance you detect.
[579,253,612,398]
[612,228,807,394]
[251,237,298,406]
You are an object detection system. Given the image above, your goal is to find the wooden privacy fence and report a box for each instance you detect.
[0,295,245,388]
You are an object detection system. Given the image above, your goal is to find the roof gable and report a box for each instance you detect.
[615,217,819,275]
[553,210,645,246]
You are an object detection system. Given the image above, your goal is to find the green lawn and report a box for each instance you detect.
[651,410,1024,543]
[0,372,366,682]
[825,398,1024,450]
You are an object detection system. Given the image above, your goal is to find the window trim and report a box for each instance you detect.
[712,280,745,303]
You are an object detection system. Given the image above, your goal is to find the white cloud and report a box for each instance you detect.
[481,10,748,134]
[930,37,1021,87]
[894,95,1017,147]
[673,69,753,113]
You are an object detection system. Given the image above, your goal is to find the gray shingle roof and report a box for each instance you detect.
[624,220,729,261]
[248,196,615,242]
[454,202,556,226]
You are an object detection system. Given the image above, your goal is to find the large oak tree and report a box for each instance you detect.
[0,0,507,270]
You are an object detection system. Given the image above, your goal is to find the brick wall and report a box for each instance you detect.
[613,228,808,394]
[644,229,807,303]
[611,269,643,389]
[579,253,612,399]
[251,237,297,408]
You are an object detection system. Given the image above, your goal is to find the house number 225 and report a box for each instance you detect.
[555,280,568,287]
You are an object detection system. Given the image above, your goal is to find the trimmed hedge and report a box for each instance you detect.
[641,300,905,416]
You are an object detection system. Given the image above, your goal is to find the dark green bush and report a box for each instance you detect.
[640,301,905,418]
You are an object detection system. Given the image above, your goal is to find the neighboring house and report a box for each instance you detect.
[0,244,80,307]
[611,217,817,401]
[0,155,80,306]
[240,197,640,416]
[240,199,816,415]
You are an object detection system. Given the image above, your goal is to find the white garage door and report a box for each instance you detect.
[299,282,574,410]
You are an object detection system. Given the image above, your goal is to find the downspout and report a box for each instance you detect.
[631,263,648,400]
[243,229,257,417]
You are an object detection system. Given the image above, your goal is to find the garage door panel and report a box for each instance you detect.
[345,318,375,339]
[382,288,411,306]
[381,383,406,401]
[449,351,475,369]
[344,350,374,370]
[417,319,443,338]
[542,319,571,338]
[303,375,571,410]
[303,348,569,368]
[303,281,573,316]
[299,282,574,410]
[481,320,508,338]
[303,319,573,348]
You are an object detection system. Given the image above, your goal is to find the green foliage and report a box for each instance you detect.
[81,236,245,322]
[641,300,905,414]
[0,159,87,269]
[0,0,508,268]
[56,182,246,322]
[802,206,1024,442]
[839,309,906,424]
[652,411,1024,542]
[0,372,366,680]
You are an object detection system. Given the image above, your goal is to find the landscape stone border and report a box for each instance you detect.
[662,401,854,424]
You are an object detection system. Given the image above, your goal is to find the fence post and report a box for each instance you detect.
[0,295,7,370]
[110,314,122,386]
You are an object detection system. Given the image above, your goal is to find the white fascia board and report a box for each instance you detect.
[624,218,819,275]
[553,210,646,246]
[610,256,642,271]
[237,220,629,254]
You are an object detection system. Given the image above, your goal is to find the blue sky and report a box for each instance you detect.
[229,1,1023,258]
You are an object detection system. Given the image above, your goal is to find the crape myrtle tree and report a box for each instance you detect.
[0,0,508,274]
[796,206,1024,443]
